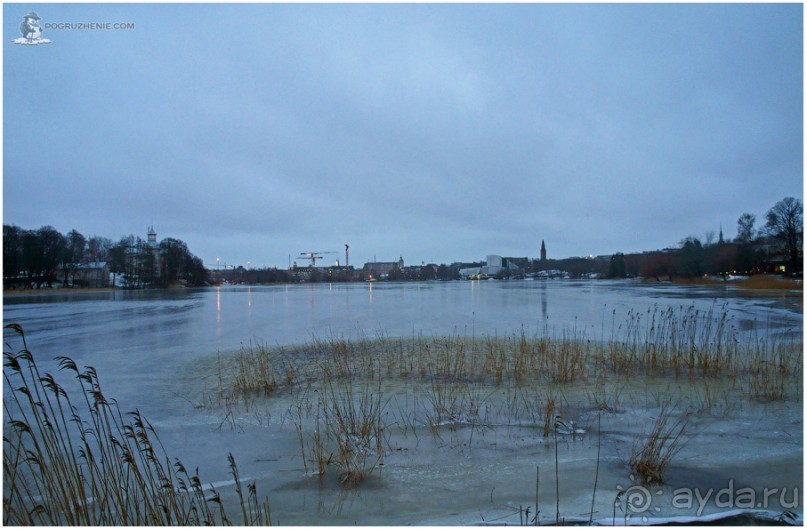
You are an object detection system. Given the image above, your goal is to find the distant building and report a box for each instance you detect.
[73,262,110,288]
[506,257,531,269]
[401,263,439,280]
[540,240,547,262]
[362,256,404,279]
[460,255,523,279]
[324,265,356,281]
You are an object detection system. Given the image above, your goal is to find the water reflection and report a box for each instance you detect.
[3,280,801,370]
[216,285,221,337]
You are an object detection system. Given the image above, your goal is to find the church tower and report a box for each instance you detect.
[147,225,158,247]
[540,240,547,262]
[147,226,160,279]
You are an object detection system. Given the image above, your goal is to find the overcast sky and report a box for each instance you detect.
[4,3,803,269]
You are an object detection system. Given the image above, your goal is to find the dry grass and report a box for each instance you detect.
[670,275,802,291]
[203,304,799,496]
[219,305,802,424]
[629,400,690,484]
[3,323,271,526]
[606,304,740,379]
[732,275,803,291]
[748,335,802,401]
[215,305,800,427]
[321,371,385,486]
[586,380,622,413]
[291,358,386,487]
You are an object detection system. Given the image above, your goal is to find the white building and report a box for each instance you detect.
[460,255,522,279]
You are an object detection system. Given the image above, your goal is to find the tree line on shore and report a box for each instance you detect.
[493,197,802,281]
[3,197,801,289]
[2,226,207,289]
[621,196,802,281]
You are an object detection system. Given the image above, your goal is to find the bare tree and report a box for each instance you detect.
[765,197,803,274]
[736,213,756,244]
[63,229,86,287]
[3,224,23,284]
[87,236,113,263]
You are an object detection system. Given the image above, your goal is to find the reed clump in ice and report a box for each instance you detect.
[212,304,800,487]
[3,323,271,526]
[628,399,690,484]
[220,304,800,408]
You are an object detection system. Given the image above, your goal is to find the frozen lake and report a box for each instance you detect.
[3,279,800,414]
[3,279,803,524]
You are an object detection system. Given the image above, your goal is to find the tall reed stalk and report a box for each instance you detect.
[3,323,271,526]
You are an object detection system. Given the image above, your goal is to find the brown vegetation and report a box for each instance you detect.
[208,304,801,493]
[629,401,690,484]
[668,274,802,291]
[3,324,271,526]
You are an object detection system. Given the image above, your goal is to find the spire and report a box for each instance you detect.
[147,225,157,246]
[719,224,724,244]
[540,240,547,262]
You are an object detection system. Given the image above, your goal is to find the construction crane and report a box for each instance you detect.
[298,251,336,267]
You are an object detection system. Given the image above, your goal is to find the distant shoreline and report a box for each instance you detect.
[3,287,115,297]
[3,275,801,299]
[667,275,803,291]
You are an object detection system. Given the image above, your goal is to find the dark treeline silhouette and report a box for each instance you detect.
[632,197,802,280]
[225,266,294,284]
[3,225,207,289]
[539,197,803,280]
[5,197,801,289]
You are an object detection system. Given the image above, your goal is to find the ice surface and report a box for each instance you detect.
[3,280,802,525]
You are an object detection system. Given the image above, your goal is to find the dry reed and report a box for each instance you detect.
[3,323,271,526]
[628,400,690,484]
